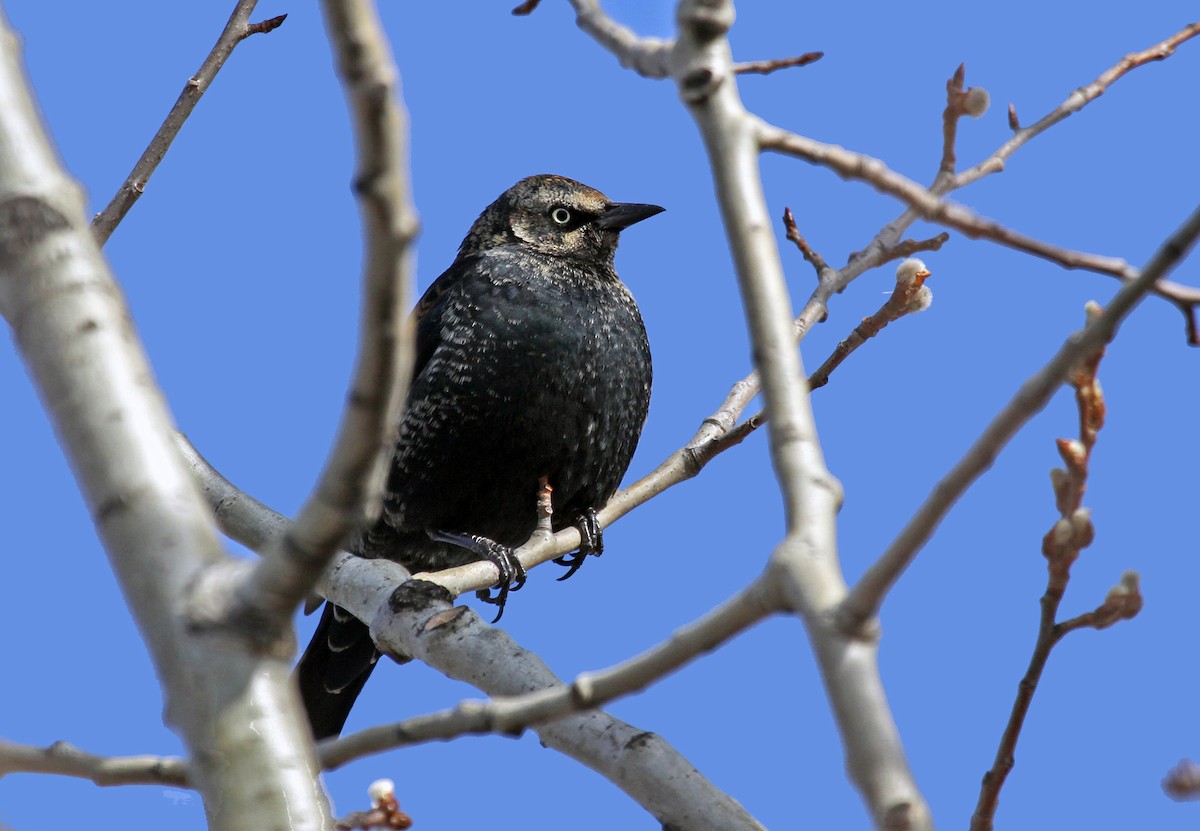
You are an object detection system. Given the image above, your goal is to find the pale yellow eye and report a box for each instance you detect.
[550,207,572,225]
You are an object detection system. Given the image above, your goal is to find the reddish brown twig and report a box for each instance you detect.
[807,259,933,390]
[971,303,1142,831]
[934,64,990,186]
[244,13,287,37]
[782,206,832,277]
[732,51,824,75]
[511,0,542,14]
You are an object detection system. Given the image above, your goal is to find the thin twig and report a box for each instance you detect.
[782,206,833,278]
[956,22,1200,190]
[933,63,989,188]
[732,51,824,75]
[807,259,932,390]
[873,232,950,263]
[971,318,1141,830]
[0,739,188,788]
[780,22,1200,345]
[758,121,1200,334]
[91,2,286,244]
[704,259,936,457]
[564,0,674,78]
[936,64,967,185]
[842,202,1200,633]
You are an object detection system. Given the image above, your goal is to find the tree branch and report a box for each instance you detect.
[434,17,1200,607]
[0,740,187,788]
[0,9,326,828]
[322,574,780,769]
[701,258,936,456]
[562,0,674,78]
[806,259,933,390]
[770,23,1200,345]
[193,0,419,647]
[179,439,769,831]
[956,22,1200,189]
[732,51,824,75]
[971,326,1141,830]
[842,203,1200,632]
[606,21,1200,517]
[90,1,287,244]
[666,2,932,827]
[758,120,1200,335]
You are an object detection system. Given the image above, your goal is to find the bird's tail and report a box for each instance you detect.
[296,602,381,740]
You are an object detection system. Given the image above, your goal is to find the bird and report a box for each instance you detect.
[297,174,662,739]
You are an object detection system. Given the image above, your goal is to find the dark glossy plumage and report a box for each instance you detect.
[298,175,660,738]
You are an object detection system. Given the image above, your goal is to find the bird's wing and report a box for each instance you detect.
[411,253,482,377]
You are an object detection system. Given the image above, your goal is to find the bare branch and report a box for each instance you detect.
[1056,570,1142,634]
[732,51,824,75]
[421,15,1200,611]
[971,302,1127,830]
[935,63,968,186]
[195,0,418,647]
[956,22,1200,189]
[777,22,1200,345]
[180,443,769,831]
[0,10,325,827]
[557,0,674,78]
[667,2,932,826]
[807,259,933,391]
[783,206,834,279]
[91,2,287,244]
[843,202,1200,632]
[701,260,936,474]
[322,575,780,769]
[674,2,832,545]
[874,232,950,263]
[758,121,1200,339]
[0,740,187,788]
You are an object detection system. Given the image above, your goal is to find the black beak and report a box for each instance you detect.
[596,202,665,231]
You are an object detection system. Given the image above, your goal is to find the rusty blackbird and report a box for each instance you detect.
[297,174,661,738]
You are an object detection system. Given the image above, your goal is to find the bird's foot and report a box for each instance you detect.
[428,530,526,622]
[554,509,604,581]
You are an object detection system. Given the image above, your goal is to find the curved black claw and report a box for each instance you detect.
[553,509,604,582]
[428,530,526,622]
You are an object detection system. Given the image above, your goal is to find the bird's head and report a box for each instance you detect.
[458,174,663,263]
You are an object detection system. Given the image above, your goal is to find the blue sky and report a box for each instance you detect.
[2,2,1198,829]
